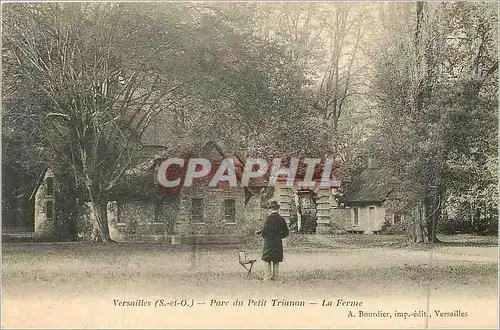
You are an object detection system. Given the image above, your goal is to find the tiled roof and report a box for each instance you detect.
[341,167,389,203]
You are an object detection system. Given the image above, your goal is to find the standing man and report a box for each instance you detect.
[258,200,289,281]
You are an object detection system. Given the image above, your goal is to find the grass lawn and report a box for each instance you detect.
[2,234,498,329]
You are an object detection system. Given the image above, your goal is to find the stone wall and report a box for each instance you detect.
[273,186,293,225]
[316,188,331,234]
[110,186,263,240]
[117,200,165,237]
[34,166,263,242]
[243,190,264,234]
[175,186,261,236]
[105,191,389,239]
[110,195,179,240]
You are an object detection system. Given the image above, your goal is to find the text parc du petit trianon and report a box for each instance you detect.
[112,298,469,318]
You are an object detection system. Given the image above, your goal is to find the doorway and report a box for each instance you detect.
[296,190,317,234]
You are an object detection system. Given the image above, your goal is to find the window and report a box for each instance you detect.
[191,198,204,223]
[46,201,54,219]
[46,177,54,196]
[353,208,359,226]
[224,199,236,223]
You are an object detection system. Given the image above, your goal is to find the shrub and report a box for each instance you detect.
[379,219,405,235]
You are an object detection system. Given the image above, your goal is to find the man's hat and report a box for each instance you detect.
[269,201,280,210]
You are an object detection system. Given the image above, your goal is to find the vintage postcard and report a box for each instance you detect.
[1,1,498,329]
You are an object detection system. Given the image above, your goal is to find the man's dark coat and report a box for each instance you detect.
[261,211,289,262]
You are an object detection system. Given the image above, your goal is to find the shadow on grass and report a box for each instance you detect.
[288,262,498,284]
[434,241,498,247]
[3,233,496,251]
[2,234,80,244]
[433,234,498,247]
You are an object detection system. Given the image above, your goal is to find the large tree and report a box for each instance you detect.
[3,3,203,241]
[371,2,497,243]
[4,3,323,241]
[147,3,331,158]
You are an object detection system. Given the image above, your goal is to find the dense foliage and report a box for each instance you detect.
[2,2,497,240]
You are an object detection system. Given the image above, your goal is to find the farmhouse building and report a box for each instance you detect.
[340,159,398,234]
[34,143,270,242]
[33,143,399,241]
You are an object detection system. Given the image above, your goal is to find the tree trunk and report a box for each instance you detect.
[405,204,425,244]
[87,188,113,242]
[426,193,441,244]
[470,205,475,235]
[405,219,424,243]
